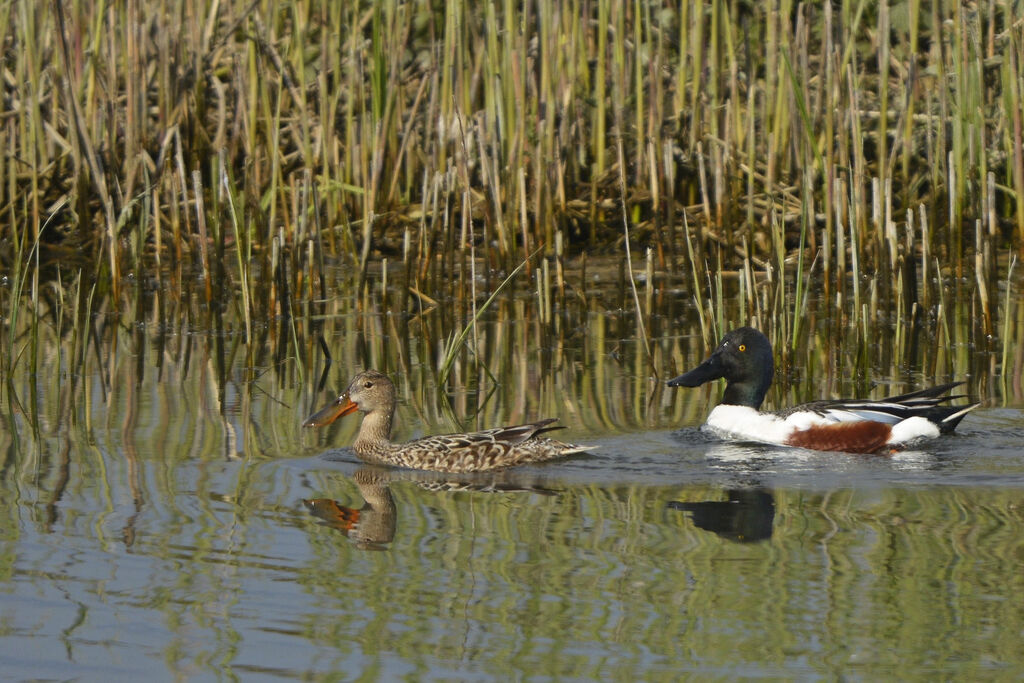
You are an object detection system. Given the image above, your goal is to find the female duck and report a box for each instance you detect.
[304,370,592,473]
[668,327,978,453]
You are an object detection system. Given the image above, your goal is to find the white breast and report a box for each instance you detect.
[703,405,821,445]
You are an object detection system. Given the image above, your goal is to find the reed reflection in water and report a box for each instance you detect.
[1,264,1024,679]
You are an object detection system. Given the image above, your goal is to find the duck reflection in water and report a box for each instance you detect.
[304,466,559,550]
[667,488,775,543]
[304,468,397,550]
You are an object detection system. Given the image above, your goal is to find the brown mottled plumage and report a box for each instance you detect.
[303,370,593,473]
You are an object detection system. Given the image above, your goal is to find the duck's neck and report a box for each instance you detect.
[358,482,396,515]
[353,409,394,455]
[722,381,767,410]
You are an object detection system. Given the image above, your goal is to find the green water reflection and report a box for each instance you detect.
[2,270,1024,678]
[6,457,1024,679]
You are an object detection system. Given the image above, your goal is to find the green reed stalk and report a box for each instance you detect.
[781,46,823,349]
[2,0,1019,365]
[288,235,305,385]
[936,257,950,350]
[876,1,889,190]
[783,50,826,176]
[823,2,836,253]
[438,249,538,386]
[915,205,928,312]
[3,224,35,375]
[850,193,863,326]
[713,253,724,340]
[616,133,654,369]
[1000,255,1017,381]
[633,0,645,172]
[645,247,654,319]
[594,0,607,176]
[902,0,920,183]
[221,160,252,345]
[832,174,845,313]
[15,1,41,249]
[974,219,991,335]
[689,0,705,146]
[682,212,704,328]
[950,5,968,261]
[1007,34,1024,250]
[67,269,86,376]
[53,1,121,300]
[895,269,904,353]
[708,0,716,139]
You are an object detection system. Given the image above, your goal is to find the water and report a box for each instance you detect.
[2,292,1023,680]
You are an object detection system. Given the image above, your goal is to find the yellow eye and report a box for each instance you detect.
[738,344,746,352]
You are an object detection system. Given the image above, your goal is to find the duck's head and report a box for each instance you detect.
[303,369,397,427]
[667,327,774,409]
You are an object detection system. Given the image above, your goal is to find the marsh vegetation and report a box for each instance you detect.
[3,3,1024,679]
[2,0,1022,384]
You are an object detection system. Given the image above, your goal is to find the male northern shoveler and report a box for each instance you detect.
[667,327,979,453]
[303,370,593,473]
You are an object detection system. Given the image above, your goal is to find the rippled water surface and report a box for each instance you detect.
[2,299,1024,680]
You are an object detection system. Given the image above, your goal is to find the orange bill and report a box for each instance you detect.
[302,393,358,427]
[304,498,360,531]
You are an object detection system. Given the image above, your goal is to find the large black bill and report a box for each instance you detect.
[666,355,725,387]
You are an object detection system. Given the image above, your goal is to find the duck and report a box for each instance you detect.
[303,370,593,473]
[667,327,979,453]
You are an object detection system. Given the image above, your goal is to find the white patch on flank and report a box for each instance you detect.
[704,406,944,449]
[783,410,836,431]
[704,405,804,445]
[886,416,940,445]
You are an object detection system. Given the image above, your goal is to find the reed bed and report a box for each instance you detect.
[4,262,1016,470]
[1,0,1023,400]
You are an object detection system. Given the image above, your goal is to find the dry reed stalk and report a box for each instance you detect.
[0,0,1019,384]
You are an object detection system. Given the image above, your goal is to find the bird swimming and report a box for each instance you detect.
[303,370,593,472]
[667,327,978,453]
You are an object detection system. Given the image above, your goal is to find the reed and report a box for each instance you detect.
[1001,255,1018,382]
[0,0,1019,406]
[437,249,536,387]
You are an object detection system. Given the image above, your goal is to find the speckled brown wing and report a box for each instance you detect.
[313,371,595,472]
[374,420,592,473]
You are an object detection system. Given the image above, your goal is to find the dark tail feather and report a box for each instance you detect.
[492,418,562,444]
[527,418,565,439]
[879,381,963,403]
[937,403,980,434]
[891,382,978,434]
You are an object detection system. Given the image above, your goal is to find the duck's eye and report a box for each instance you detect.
[363,381,373,388]
[738,344,746,352]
